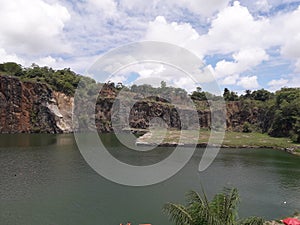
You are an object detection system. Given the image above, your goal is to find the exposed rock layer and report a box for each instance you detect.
[0,76,72,133]
[0,75,258,133]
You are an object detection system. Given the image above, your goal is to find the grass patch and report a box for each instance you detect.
[137,129,300,149]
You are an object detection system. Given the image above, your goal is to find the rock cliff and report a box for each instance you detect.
[0,75,259,133]
[0,75,73,133]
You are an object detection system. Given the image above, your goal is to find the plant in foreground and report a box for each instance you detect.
[163,187,264,225]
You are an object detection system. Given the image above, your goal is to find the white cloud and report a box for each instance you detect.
[0,48,25,64]
[145,16,200,50]
[109,62,201,92]
[221,74,240,85]
[0,0,299,92]
[119,0,229,17]
[254,0,271,12]
[269,6,300,59]
[0,0,70,55]
[268,78,289,90]
[87,0,118,18]
[214,48,269,78]
[142,2,300,91]
[36,56,60,67]
[167,0,230,17]
[200,1,270,54]
[237,75,259,89]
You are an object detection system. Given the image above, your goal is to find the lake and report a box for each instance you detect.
[0,133,300,225]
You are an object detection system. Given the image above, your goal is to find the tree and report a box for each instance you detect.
[251,89,273,101]
[268,88,300,142]
[163,187,264,225]
[191,86,207,101]
[242,122,252,133]
[241,90,252,100]
[161,80,167,89]
[223,88,239,101]
[0,62,23,76]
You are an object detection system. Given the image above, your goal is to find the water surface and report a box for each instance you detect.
[0,134,299,225]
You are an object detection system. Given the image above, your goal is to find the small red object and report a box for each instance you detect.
[283,218,300,225]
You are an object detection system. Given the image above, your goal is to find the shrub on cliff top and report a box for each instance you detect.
[0,62,84,96]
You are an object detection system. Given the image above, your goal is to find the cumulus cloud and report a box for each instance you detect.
[268,78,289,90]
[200,1,270,54]
[214,48,269,78]
[108,62,201,92]
[0,0,299,92]
[270,6,300,60]
[237,75,259,89]
[167,0,230,17]
[145,16,201,57]
[86,0,118,18]
[254,0,271,12]
[143,2,300,90]
[0,48,25,64]
[119,0,229,17]
[221,74,240,85]
[0,0,71,55]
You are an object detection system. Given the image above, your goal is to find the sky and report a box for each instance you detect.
[0,0,300,93]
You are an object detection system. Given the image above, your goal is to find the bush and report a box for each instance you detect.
[242,122,252,133]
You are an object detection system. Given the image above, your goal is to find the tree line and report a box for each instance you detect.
[1,62,299,142]
[0,62,82,95]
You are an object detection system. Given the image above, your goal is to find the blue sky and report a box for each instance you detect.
[0,0,299,93]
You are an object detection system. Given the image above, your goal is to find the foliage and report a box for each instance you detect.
[163,187,264,225]
[190,87,207,101]
[236,88,300,142]
[268,88,300,142]
[242,122,252,133]
[0,62,23,76]
[1,62,300,142]
[223,88,239,101]
[190,87,223,101]
[251,89,274,101]
[227,88,274,102]
[0,62,85,96]
[130,82,188,103]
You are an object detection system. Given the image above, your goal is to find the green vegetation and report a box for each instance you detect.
[137,129,300,150]
[130,81,189,103]
[1,62,300,144]
[222,88,300,143]
[163,187,264,225]
[190,87,223,101]
[0,62,85,95]
[223,88,239,101]
[268,88,300,142]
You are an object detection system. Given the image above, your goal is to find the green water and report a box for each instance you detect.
[0,134,299,225]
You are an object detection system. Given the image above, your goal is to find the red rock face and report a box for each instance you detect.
[0,75,260,133]
[0,75,63,133]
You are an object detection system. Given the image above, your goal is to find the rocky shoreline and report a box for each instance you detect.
[136,131,300,156]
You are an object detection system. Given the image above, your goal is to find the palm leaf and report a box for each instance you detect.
[239,216,264,225]
[163,202,193,225]
[186,190,223,225]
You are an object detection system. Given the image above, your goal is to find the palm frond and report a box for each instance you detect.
[239,216,264,225]
[210,187,240,225]
[163,202,193,225]
[163,187,263,225]
[224,187,240,223]
[186,190,223,225]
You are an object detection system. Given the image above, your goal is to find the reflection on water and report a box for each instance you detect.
[100,133,175,166]
[0,134,58,147]
[0,134,299,225]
